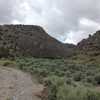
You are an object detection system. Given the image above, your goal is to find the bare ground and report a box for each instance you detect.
[0,67,43,100]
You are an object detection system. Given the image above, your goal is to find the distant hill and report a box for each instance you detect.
[0,25,75,58]
[77,30,100,56]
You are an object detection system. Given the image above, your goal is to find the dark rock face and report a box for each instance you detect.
[77,31,100,56]
[0,25,75,58]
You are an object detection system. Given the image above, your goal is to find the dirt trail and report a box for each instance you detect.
[0,67,43,100]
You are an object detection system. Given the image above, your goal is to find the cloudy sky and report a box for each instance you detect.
[0,0,100,44]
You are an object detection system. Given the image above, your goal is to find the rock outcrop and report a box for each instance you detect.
[0,25,75,58]
[77,30,100,56]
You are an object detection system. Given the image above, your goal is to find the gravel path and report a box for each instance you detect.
[0,67,43,100]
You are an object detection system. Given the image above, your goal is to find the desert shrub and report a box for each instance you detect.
[3,60,13,66]
[94,74,100,84]
[73,71,83,81]
[57,85,100,100]
[15,57,100,100]
[43,76,65,100]
[0,59,16,67]
[65,78,73,85]
[85,76,96,84]
[44,76,100,100]
[15,57,100,85]
[0,47,9,57]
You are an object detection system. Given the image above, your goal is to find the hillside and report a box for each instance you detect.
[69,31,100,65]
[77,30,100,56]
[0,26,100,100]
[0,25,75,58]
[12,30,100,100]
[0,24,100,61]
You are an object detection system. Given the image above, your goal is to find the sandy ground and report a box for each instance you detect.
[0,67,43,100]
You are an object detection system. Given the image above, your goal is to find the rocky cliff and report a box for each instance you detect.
[0,25,75,58]
[77,30,100,56]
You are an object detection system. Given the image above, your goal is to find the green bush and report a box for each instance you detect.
[57,85,100,100]
[73,72,83,81]
[15,57,100,85]
[94,74,100,84]
[44,76,100,100]
[15,57,100,100]
[85,76,95,84]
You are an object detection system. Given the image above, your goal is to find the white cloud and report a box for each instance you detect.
[0,0,100,44]
[12,20,20,24]
[64,31,86,44]
[80,18,100,28]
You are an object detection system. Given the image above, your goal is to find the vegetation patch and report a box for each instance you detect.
[14,57,100,100]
